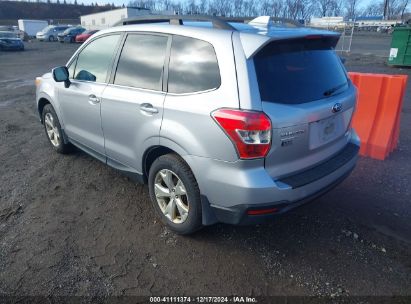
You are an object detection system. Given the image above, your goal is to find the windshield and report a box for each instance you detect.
[253,37,348,104]
[63,27,75,34]
[41,25,54,33]
[0,32,17,38]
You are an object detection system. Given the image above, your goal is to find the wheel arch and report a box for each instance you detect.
[143,144,218,227]
[143,145,176,183]
[37,97,51,123]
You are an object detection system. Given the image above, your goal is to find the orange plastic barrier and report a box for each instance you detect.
[348,72,408,160]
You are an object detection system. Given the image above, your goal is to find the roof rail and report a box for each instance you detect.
[220,16,303,28]
[113,14,236,30]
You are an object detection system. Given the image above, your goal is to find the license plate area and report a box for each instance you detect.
[309,114,344,150]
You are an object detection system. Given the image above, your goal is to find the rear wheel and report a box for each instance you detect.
[42,104,72,154]
[148,154,202,235]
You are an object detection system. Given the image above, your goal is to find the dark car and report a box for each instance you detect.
[0,31,24,51]
[57,27,86,43]
[75,29,99,43]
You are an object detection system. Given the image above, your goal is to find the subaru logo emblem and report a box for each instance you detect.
[332,103,342,113]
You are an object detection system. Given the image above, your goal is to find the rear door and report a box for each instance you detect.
[252,37,356,178]
[101,33,169,173]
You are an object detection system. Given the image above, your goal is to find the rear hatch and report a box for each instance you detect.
[252,36,356,178]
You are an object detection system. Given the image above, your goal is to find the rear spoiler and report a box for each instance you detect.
[240,31,340,59]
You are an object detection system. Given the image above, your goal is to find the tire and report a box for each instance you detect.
[148,154,202,235]
[48,36,54,42]
[42,104,72,154]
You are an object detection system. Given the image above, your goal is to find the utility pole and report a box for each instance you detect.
[383,0,389,20]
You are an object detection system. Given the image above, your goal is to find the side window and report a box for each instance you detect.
[168,35,220,94]
[74,34,120,83]
[114,34,168,91]
[67,58,76,79]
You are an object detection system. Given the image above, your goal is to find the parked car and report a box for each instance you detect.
[75,30,99,43]
[36,25,69,42]
[0,25,28,41]
[35,15,360,234]
[57,27,86,43]
[0,31,24,51]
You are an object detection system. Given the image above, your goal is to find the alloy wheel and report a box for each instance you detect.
[154,169,189,224]
[44,113,60,147]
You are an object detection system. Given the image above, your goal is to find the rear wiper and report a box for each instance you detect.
[323,82,347,97]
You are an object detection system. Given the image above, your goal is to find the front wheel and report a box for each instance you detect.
[148,154,203,235]
[42,104,72,154]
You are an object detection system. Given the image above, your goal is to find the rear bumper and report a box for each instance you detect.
[184,130,360,225]
[209,165,354,225]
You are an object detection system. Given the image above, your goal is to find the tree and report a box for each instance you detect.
[345,0,361,19]
[316,0,336,16]
[399,0,410,19]
[361,2,384,16]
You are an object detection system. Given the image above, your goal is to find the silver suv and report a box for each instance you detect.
[35,15,360,234]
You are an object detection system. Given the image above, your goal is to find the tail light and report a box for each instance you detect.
[212,109,272,159]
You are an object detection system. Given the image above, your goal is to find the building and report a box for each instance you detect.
[355,16,401,28]
[309,17,345,29]
[80,7,151,30]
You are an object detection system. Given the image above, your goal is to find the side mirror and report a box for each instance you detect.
[52,66,71,88]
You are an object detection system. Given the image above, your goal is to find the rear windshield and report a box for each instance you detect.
[253,37,348,104]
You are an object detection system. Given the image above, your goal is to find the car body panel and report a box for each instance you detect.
[57,80,106,155]
[75,30,99,43]
[101,85,166,173]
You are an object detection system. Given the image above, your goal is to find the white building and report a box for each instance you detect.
[309,17,346,29]
[80,7,151,30]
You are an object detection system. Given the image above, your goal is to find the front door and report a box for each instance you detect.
[59,33,121,159]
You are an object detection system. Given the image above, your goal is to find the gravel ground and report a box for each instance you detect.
[0,35,410,302]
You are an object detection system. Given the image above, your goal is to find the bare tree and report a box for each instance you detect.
[345,0,361,19]
[271,0,286,17]
[385,0,409,18]
[316,0,336,16]
[398,0,410,19]
[361,2,384,16]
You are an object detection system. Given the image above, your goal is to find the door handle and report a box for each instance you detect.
[140,103,158,114]
[88,94,100,104]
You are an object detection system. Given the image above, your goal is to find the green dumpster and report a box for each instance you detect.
[388,27,411,66]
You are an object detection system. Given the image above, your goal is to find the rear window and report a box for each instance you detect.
[253,37,348,104]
